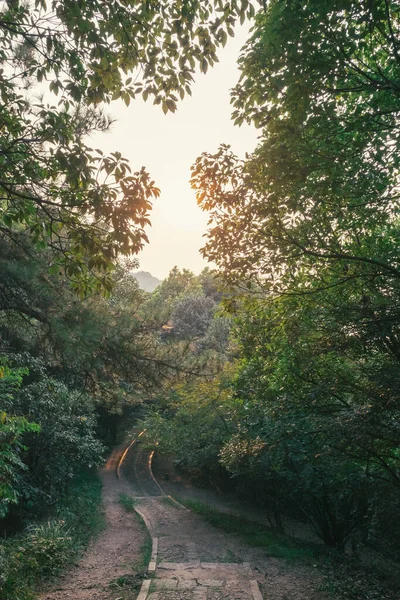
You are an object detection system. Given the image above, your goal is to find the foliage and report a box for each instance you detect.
[0,0,255,292]
[14,378,104,513]
[187,0,400,557]
[170,293,215,339]
[197,267,224,303]
[1,243,234,529]
[144,370,238,474]
[141,266,232,364]
[0,469,104,600]
[146,286,400,549]
[193,0,400,292]
[1,240,198,403]
[0,358,40,519]
[6,0,400,589]
[0,0,257,590]
[199,314,232,355]
[142,266,201,324]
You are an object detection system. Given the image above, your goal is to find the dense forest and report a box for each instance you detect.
[1,1,400,599]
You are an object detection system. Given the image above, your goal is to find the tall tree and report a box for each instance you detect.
[187,0,400,552]
[192,0,400,293]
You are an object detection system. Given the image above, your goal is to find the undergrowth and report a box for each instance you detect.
[133,519,152,573]
[178,498,321,563]
[0,469,104,600]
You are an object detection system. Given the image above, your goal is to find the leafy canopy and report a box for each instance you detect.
[192,0,400,293]
[0,0,255,293]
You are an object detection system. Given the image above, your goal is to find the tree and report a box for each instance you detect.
[143,370,238,477]
[192,0,400,294]
[171,293,215,339]
[197,267,223,302]
[191,0,400,494]
[220,291,400,548]
[0,359,40,519]
[0,0,255,292]
[141,266,202,327]
[200,314,232,355]
[2,237,213,521]
[13,378,103,513]
[187,0,400,552]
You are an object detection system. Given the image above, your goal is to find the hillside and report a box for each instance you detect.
[134,271,162,292]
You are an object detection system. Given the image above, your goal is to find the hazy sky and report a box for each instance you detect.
[92,26,258,281]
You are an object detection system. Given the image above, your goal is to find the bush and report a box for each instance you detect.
[0,470,104,600]
[14,379,104,517]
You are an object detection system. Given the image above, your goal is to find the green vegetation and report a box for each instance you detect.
[118,493,152,573]
[119,493,137,512]
[0,254,229,596]
[134,525,153,575]
[109,573,144,595]
[142,3,400,597]
[175,0,400,557]
[175,498,321,563]
[1,0,400,597]
[0,0,252,294]
[0,470,104,600]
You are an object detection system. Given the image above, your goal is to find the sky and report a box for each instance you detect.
[91,26,258,281]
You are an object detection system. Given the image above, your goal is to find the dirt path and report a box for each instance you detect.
[40,445,147,600]
[120,441,328,600]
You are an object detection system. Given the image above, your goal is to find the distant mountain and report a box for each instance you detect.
[134,271,162,292]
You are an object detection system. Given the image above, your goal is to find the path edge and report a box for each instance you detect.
[117,433,154,600]
[148,449,190,512]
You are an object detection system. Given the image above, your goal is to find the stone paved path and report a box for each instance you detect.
[120,440,264,600]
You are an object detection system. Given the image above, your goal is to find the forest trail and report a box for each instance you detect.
[121,441,258,600]
[120,439,327,600]
[39,439,328,600]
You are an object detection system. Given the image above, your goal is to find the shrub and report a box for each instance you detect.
[0,470,104,600]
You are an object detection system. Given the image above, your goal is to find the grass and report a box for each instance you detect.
[176,497,322,564]
[119,493,137,512]
[160,495,180,509]
[132,512,152,573]
[108,572,144,596]
[0,469,105,600]
[118,493,152,574]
